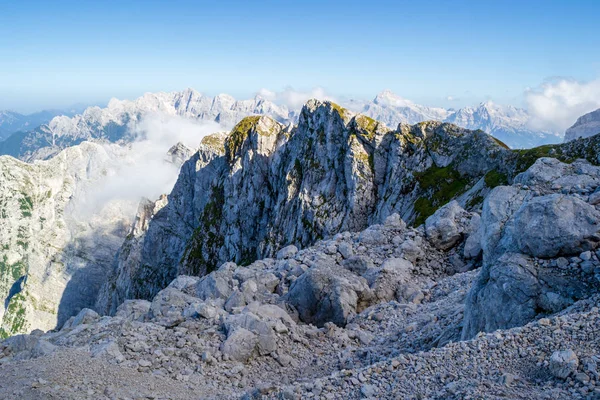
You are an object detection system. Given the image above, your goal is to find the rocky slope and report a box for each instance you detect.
[0,89,291,161]
[1,156,600,399]
[564,108,600,142]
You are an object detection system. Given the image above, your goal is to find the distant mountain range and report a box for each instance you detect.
[0,109,85,141]
[0,89,569,160]
[348,90,561,149]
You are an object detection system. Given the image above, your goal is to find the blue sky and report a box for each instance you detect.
[1,0,599,113]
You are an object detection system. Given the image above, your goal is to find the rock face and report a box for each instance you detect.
[100,101,518,311]
[564,108,600,142]
[462,158,600,339]
[0,142,137,337]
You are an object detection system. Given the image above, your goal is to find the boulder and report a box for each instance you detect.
[285,264,371,327]
[549,350,579,379]
[276,245,298,260]
[363,258,413,302]
[70,308,100,328]
[168,275,200,291]
[463,214,482,259]
[462,253,540,339]
[115,300,151,321]
[195,266,235,301]
[150,287,198,319]
[398,239,424,263]
[425,201,470,250]
[504,194,600,258]
[341,256,374,275]
[221,328,258,362]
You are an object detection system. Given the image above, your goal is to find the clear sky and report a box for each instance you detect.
[1,0,599,113]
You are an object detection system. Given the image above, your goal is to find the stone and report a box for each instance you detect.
[168,275,200,290]
[221,328,258,362]
[342,256,374,275]
[364,258,413,303]
[30,340,56,359]
[425,201,470,250]
[276,245,298,260]
[588,190,600,205]
[398,239,424,263]
[505,194,600,258]
[556,257,569,269]
[70,308,100,328]
[91,340,125,363]
[358,227,387,245]
[115,300,151,321]
[338,242,353,259]
[150,287,198,319]
[464,214,482,259]
[195,269,234,301]
[549,350,579,379]
[285,264,371,327]
[360,384,377,398]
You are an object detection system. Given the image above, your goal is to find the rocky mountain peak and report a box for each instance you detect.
[564,108,600,142]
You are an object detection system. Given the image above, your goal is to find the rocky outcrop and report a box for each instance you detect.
[564,108,600,142]
[101,101,517,311]
[462,158,600,339]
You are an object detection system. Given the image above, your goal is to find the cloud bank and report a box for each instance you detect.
[257,87,336,109]
[71,114,223,220]
[525,78,600,133]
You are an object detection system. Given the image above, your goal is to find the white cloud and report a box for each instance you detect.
[446,96,458,102]
[256,87,336,109]
[525,78,600,133]
[71,114,223,219]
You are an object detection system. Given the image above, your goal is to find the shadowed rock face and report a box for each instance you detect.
[0,143,136,337]
[99,100,518,313]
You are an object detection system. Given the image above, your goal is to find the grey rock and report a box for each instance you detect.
[277,245,298,260]
[70,308,100,328]
[425,201,470,250]
[337,242,354,259]
[398,239,424,263]
[115,300,151,321]
[221,328,258,363]
[549,349,579,379]
[285,264,371,327]
[342,256,374,275]
[504,194,600,258]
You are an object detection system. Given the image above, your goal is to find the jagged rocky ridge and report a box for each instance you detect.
[2,155,600,399]
[98,100,600,315]
[97,100,517,312]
